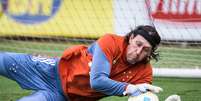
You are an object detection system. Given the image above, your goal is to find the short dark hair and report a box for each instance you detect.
[125,25,161,61]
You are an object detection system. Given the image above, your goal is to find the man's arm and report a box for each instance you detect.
[89,43,163,96]
[89,43,127,95]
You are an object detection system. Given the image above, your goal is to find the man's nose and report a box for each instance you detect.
[136,47,143,55]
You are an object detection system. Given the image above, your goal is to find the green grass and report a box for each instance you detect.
[0,76,200,101]
[153,47,201,68]
[0,77,30,101]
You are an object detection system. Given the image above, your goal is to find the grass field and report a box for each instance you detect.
[0,76,201,101]
[0,38,201,101]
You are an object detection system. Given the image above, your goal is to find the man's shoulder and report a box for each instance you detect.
[97,33,126,53]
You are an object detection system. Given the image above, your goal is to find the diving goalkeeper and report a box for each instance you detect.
[0,25,162,101]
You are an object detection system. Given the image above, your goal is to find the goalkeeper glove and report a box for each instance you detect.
[123,83,163,96]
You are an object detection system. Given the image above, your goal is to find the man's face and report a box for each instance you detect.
[126,34,152,64]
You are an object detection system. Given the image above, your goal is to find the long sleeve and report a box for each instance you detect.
[89,43,127,95]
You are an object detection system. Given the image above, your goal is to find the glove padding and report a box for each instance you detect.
[165,95,181,101]
[123,83,163,96]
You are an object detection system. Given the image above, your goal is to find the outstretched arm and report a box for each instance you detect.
[89,43,163,96]
[89,43,127,95]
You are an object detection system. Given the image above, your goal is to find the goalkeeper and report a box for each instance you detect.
[0,25,162,101]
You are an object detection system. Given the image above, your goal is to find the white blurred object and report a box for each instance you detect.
[128,92,159,101]
[153,68,201,78]
[165,95,181,101]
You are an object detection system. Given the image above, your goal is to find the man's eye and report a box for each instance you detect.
[144,48,150,52]
[136,41,142,47]
[143,48,151,54]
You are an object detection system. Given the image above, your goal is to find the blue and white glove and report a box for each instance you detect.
[123,83,163,96]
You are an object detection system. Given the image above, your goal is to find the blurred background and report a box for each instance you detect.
[0,0,201,101]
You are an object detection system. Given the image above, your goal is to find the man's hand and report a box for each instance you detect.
[123,83,163,96]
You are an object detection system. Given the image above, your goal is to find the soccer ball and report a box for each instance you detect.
[128,92,159,101]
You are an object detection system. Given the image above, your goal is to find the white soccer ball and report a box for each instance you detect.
[128,92,159,101]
